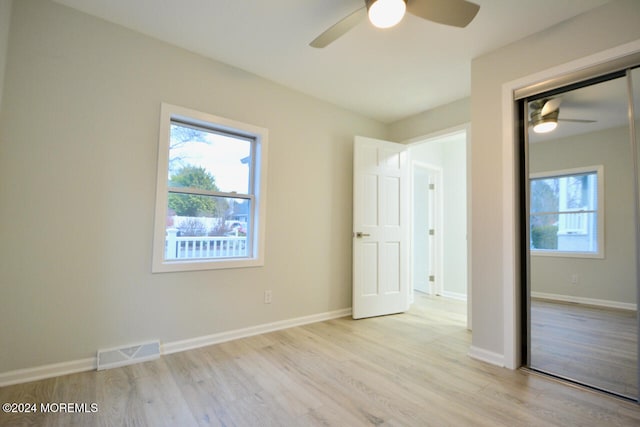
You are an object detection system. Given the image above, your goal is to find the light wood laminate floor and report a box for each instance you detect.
[530,298,638,399]
[2,294,640,426]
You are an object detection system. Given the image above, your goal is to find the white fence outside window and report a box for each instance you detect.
[165,229,247,259]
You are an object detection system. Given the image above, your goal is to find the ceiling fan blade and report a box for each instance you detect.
[309,7,366,48]
[541,98,562,116]
[558,118,597,123]
[407,0,480,28]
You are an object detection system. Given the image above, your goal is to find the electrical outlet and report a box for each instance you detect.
[570,274,579,284]
[264,290,272,304]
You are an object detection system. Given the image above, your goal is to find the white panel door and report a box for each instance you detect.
[353,136,409,319]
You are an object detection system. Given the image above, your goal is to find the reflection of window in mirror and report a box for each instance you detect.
[529,166,603,258]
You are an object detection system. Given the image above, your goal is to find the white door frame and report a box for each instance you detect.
[410,161,443,297]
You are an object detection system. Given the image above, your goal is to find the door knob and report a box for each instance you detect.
[354,232,371,238]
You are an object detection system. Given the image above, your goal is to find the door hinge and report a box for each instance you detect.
[429,229,435,236]
[429,275,435,282]
[429,183,435,190]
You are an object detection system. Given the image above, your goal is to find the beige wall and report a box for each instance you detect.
[389,97,470,143]
[442,135,468,297]
[530,125,636,305]
[0,0,387,373]
[470,0,640,362]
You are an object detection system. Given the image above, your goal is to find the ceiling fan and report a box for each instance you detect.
[529,98,597,134]
[309,0,480,48]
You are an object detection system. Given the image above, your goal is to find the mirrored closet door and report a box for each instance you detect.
[523,66,640,401]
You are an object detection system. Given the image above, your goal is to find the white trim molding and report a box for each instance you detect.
[162,308,351,355]
[441,291,467,302]
[531,292,636,311]
[468,346,505,367]
[0,358,96,388]
[0,308,351,387]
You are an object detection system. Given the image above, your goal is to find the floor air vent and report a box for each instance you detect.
[97,341,161,371]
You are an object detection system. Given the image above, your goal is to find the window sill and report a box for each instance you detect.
[531,250,604,259]
[152,257,264,273]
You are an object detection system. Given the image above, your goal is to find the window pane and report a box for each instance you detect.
[165,194,250,260]
[558,173,596,211]
[530,213,559,249]
[168,123,251,194]
[531,178,559,213]
[531,173,597,213]
[557,212,598,252]
[531,212,598,252]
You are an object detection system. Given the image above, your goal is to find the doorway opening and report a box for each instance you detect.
[408,128,470,327]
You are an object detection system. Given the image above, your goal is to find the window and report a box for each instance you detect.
[152,103,268,272]
[530,166,603,258]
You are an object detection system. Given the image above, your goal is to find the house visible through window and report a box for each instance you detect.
[152,104,268,272]
[530,166,603,257]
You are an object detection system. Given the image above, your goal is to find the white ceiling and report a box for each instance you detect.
[53,0,613,123]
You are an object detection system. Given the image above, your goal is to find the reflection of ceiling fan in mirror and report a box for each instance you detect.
[309,0,480,48]
[530,97,597,134]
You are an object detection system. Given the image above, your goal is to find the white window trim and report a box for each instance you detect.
[530,165,604,259]
[152,103,268,273]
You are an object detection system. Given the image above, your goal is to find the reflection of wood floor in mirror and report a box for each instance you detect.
[531,298,638,399]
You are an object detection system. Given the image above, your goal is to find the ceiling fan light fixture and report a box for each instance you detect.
[366,0,407,29]
[531,108,559,134]
[533,119,558,134]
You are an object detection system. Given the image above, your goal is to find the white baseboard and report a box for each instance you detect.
[440,290,467,301]
[0,308,352,387]
[0,358,95,387]
[162,308,352,355]
[531,292,636,311]
[468,345,505,367]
